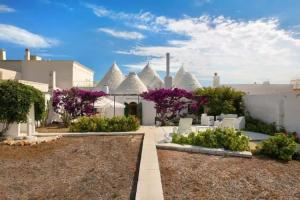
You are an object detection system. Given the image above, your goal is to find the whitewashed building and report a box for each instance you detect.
[215,73,300,134]
[0,49,94,89]
[96,53,203,125]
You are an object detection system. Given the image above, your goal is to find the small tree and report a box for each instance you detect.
[141,88,207,125]
[0,80,45,136]
[194,86,245,116]
[52,88,106,126]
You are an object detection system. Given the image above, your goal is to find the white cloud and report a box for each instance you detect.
[87,4,300,84]
[0,4,15,13]
[40,0,73,10]
[98,28,145,40]
[0,24,59,48]
[120,15,300,84]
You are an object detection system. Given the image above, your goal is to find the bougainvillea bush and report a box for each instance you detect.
[52,88,106,126]
[141,88,207,125]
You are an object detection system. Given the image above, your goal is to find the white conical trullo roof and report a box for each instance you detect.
[174,66,186,86]
[138,63,164,89]
[176,71,202,91]
[96,62,125,93]
[115,72,148,94]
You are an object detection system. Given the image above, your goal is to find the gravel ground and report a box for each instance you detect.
[158,150,300,200]
[36,124,69,133]
[0,135,143,200]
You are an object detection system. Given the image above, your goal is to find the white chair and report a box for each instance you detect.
[201,114,214,126]
[218,118,236,129]
[162,118,193,143]
[173,118,193,135]
[234,116,245,130]
[220,113,238,119]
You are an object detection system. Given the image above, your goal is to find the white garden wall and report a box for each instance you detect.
[244,94,300,134]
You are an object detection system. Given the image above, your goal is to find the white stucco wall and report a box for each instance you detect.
[0,61,22,72]
[142,100,156,125]
[73,62,94,87]
[244,94,300,134]
[21,61,74,89]
[0,68,21,80]
[1,123,20,138]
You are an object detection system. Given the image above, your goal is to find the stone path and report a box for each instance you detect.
[136,126,164,200]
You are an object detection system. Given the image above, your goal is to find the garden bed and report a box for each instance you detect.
[158,150,300,200]
[0,135,142,200]
[36,124,69,133]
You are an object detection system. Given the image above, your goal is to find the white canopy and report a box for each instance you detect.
[94,97,125,108]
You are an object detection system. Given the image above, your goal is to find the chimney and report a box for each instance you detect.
[213,72,220,88]
[103,85,110,94]
[164,52,173,88]
[166,52,170,76]
[25,48,30,61]
[0,49,6,60]
[49,70,56,91]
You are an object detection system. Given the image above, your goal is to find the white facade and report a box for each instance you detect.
[0,67,21,80]
[244,94,300,135]
[0,49,94,89]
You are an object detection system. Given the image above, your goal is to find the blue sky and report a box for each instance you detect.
[1,0,300,85]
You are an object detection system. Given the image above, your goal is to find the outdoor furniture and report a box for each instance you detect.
[173,118,193,135]
[162,118,193,143]
[217,118,236,129]
[234,116,245,130]
[201,114,215,126]
[215,116,245,130]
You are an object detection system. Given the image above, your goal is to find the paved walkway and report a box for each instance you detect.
[154,126,270,142]
[136,126,164,200]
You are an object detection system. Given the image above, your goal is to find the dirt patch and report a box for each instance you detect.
[158,150,300,200]
[0,135,143,200]
[36,124,69,133]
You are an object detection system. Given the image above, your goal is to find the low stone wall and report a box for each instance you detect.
[157,143,252,158]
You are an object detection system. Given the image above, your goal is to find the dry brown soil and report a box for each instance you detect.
[0,135,142,200]
[158,150,300,200]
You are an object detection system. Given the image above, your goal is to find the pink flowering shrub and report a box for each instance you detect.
[52,88,106,126]
[141,88,207,125]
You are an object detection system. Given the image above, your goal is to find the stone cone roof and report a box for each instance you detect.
[115,72,148,94]
[96,62,125,93]
[174,66,186,86]
[176,71,202,91]
[138,63,164,89]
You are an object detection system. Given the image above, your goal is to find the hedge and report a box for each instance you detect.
[69,116,140,132]
[172,128,250,151]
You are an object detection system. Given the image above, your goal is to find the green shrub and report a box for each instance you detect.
[259,133,297,161]
[172,128,250,151]
[244,115,280,136]
[194,86,245,116]
[0,80,45,136]
[69,116,140,132]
